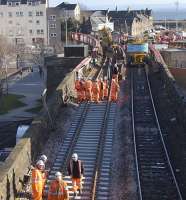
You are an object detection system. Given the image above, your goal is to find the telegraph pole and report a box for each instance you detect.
[175,1,179,32]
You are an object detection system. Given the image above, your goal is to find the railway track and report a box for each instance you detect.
[131,66,183,200]
[44,63,116,199]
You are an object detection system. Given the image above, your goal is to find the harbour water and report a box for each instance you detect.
[153,10,186,20]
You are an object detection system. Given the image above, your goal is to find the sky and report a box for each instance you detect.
[49,0,186,10]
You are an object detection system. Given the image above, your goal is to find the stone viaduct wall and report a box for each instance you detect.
[0,56,89,200]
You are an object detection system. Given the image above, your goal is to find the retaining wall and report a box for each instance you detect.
[0,57,89,199]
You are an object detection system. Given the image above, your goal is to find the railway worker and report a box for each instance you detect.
[32,160,45,200]
[75,77,82,103]
[80,78,86,102]
[48,172,69,200]
[84,78,92,101]
[39,154,49,194]
[110,78,120,102]
[67,153,84,197]
[103,76,108,100]
[98,78,104,101]
[112,63,119,82]
[92,79,100,103]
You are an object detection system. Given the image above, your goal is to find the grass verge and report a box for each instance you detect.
[25,99,43,114]
[0,94,26,115]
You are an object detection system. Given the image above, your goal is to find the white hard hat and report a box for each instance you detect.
[40,154,47,163]
[36,160,45,166]
[104,76,107,80]
[55,171,62,177]
[72,153,78,161]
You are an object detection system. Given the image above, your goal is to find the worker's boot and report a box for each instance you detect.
[74,191,77,197]
[78,189,82,195]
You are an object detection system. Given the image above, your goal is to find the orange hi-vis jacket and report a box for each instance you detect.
[75,80,81,91]
[111,79,119,92]
[32,168,44,200]
[103,80,108,97]
[48,180,69,200]
[92,82,99,94]
[85,80,92,91]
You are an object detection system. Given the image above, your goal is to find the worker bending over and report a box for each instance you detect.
[68,153,84,197]
[110,78,120,102]
[92,80,100,103]
[84,78,92,101]
[48,171,69,200]
[32,160,46,200]
[98,78,104,101]
[75,78,86,103]
[103,77,108,100]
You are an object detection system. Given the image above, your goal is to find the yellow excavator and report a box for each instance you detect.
[98,27,113,56]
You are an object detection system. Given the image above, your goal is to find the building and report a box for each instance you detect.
[108,8,153,36]
[0,0,48,45]
[90,11,114,32]
[57,2,80,21]
[47,7,62,52]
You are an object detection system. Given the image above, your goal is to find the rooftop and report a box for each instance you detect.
[57,2,77,10]
[0,0,46,5]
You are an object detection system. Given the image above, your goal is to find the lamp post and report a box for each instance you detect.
[65,10,68,46]
[41,88,54,129]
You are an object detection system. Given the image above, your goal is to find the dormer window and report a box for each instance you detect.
[8,2,12,6]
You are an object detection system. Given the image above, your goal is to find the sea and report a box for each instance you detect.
[152,10,186,20]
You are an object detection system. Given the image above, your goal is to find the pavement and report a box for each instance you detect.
[0,66,45,122]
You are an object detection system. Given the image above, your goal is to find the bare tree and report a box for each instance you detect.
[0,35,14,96]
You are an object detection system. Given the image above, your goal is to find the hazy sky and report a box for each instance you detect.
[49,0,186,10]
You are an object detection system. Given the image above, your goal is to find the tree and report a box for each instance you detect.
[0,36,14,96]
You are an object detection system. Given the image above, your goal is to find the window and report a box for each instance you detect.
[8,12,12,17]
[0,12,3,17]
[50,33,57,37]
[29,29,33,34]
[36,11,43,16]
[28,11,32,17]
[8,20,12,24]
[8,2,12,6]
[49,24,56,28]
[28,20,33,23]
[15,2,19,6]
[28,2,32,5]
[36,20,40,25]
[37,29,40,34]
[37,29,44,35]
[49,15,56,20]
[16,12,23,17]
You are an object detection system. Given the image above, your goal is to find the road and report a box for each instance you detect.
[0,65,45,122]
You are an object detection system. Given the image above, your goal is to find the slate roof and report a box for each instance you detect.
[0,0,46,5]
[57,2,77,10]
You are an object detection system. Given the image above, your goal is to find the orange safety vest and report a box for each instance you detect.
[75,80,81,91]
[32,168,44,200]
[48,180,69,200]
[85,80,92,91]
[111,80,119,92]
[92,82,99,93]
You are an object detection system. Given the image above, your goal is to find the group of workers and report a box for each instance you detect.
[32,153,84,200]
[75,75,120,103]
